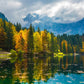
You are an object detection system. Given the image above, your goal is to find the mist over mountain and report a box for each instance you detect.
[0,12,84,35]
[0,12,8,22]
[23,13,84,35]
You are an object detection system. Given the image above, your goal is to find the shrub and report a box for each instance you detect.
[10,49,17,63]
[0,48,2,51]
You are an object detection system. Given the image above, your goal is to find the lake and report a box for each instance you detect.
[0,54,84,84]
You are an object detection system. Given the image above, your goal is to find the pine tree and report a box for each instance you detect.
[16,22,21,32]
[6,22,13,50]
[32,26,35,32]
[37,27,40,33]
[62,43,66,53]
[27,24,34,52]
[50,33,55,52]
[3,20,6,31]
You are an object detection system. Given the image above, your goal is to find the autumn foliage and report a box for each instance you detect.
[0,19,83,54]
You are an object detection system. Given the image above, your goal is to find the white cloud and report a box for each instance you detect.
[34,0,84,23]
[0,0,22,10]
[33,20,41,24]
[0,0,84,26]
[64,29,72,34]
[0,0,23,24]
[7,1,22,9]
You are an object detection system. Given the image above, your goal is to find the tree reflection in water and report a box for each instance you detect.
[0,54,84,84]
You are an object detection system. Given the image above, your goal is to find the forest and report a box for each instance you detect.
[0,18,83,54]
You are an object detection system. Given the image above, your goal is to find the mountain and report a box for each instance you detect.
[24,13,84,35]
[23,13,39,23]
[0,12,8,22]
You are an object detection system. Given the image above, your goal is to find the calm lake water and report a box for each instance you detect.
[0,54,84,84]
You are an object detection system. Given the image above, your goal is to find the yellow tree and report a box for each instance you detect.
[21,29,28,53]
[14,29,28,53]
[41,31,48,52]
[0,19,3,27]
[0,27,7,49]
[47,32,51,51]
[33,32,43,52]
[11,24,17,48]
[14,31,24,51]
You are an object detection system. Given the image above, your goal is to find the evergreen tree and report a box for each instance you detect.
[68,44,72,53]
[54,37,58,52]
[62,43,66,54]
[37,27,40,33]
[32,26,35,32]
[3,20,6,31]
[27,24,34,52]
[16,22,21,32]
[50,33,55,52]
[6,22,13,51]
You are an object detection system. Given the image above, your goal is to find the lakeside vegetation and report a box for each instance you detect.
[0,18,84,58]
[0,16,84,84]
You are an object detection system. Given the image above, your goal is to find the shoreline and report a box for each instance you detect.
[0,51,11,60]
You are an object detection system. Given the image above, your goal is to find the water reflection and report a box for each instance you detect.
[0,54,84,84]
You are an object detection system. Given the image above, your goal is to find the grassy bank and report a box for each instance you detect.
[0,51,11,60]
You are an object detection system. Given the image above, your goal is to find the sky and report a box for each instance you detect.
[0,0,84,26]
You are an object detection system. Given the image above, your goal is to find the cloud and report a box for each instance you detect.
[64,29,72,34]
[0,0,84,26]
[0,0,22,10]
[0,0,23,24]
[34,0,84,23]
[33,20,41,24]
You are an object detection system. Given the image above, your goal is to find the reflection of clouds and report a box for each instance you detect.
[0,55,84,83]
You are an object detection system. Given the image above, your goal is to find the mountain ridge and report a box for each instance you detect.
[0,12,8,22]
[23,13,84,35]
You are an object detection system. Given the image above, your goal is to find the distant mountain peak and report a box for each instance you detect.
[23,13,39,23]
[77,18,84,23]
[23,13,84,35]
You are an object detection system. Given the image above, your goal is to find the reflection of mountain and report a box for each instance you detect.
[24,13,84,35]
